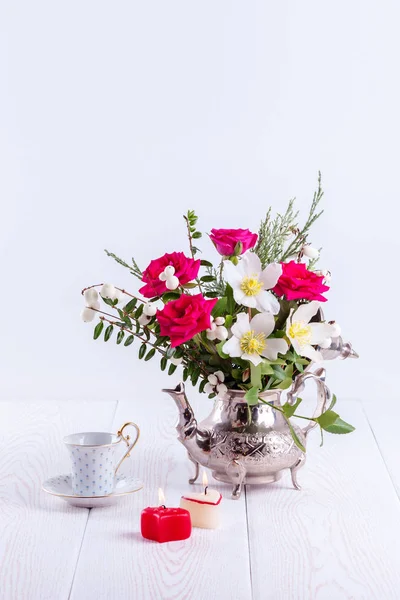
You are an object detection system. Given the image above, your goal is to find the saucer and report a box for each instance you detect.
[42,473,143,508]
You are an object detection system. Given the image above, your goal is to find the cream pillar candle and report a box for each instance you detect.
[180,472,222,529]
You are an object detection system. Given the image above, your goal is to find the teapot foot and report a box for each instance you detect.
[232,483,243,499]
[187,452,200,484]
[290,455,306,490]
[226,459,246,500]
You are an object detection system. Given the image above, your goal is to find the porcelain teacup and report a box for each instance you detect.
[64,422,140,497]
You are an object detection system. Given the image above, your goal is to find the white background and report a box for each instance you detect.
[0,1,396,407]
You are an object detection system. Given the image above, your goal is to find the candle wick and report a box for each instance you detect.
[160,505,166,509]
[204,486,208,495]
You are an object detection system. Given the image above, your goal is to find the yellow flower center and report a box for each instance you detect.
[288,321,312,347]
[240,275,263,297]
[240,330,266,355]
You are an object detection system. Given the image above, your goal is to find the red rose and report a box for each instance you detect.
[209,228,258,256]
[156,294,217,347]
[273,261,330,302]
[139,252,200,298]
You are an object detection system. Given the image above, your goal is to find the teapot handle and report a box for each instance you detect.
[286,367,331,438]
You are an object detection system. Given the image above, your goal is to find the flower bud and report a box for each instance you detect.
[216,326,228,341]
[165,275,179,290]
[207,374,218,386]
[84,288,99,305]
[214,370,225,382]
[81,307,96,322]
[204,382,215,395]
[143,303,157,317]
[302,245,319,259]
[100,283,116,299]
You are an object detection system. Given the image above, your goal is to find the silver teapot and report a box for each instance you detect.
[163,336,358,499]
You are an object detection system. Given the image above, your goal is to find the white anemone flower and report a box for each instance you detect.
[223,312,288,366]
[286,301,335,362]
[223,252,282,314]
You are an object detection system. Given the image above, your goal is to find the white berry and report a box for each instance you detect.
[206,329,218,341]
[204,383,215,395]
[214,317,225,326]
[164,265,175,277]
[100,283,116,299]
[214,370,225,382]
[84,288,99,305]
[216,383,228,395]
[81,307,96,323]
[138,314,151,326]
[143,303,157,316]
[208,374,218,386]
[302,245,319,259]
[170,356,183,366]
[165,275,179,290]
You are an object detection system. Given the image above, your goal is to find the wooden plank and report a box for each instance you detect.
[0,400,117,600]
[246,401,400,600]
[70,391,252,600]
[363,401,400,496]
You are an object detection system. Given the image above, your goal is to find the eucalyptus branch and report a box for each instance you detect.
[104,249,143,280]
[184,210,203,294]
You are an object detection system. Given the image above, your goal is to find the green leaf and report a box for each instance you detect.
[316,409,355,434]
[200,275,215,282]
[124,335,134,347]
[245,386,260,406]
[166,346,175,359]
[212,297,227,317]
[286,420,306,452]
[124,298,137,313]
[328,393,337,412]
[138,344,147,359]
[102,297,115,307]
[162,292,181,303]
[144,348,156,361]
[250,363,262,389]
[183,367,189,381]
[191,366,201,386]
[200,260,213,267]
[192,231,202,239]
[282,397,303,419]
[168,363,177,376]
[226,284,235,314]
[182,283,198,289]
[160,356,168,371]
[216,341,229,359]
[225,315,233,328]
[199,379,207,393]
[260,362,274,375]
[276,378,293,390]
[93,321,104,340]
[135,304,144,319]
[116,330,125,345]
[122,315,133,329]
[204,291,220,298]
[104,325,113,342]
[233,241,243,256]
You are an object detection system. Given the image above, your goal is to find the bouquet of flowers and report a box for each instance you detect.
[81,175,355,448]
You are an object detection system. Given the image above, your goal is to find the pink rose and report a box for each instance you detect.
[156,294,217,347]
[209,228,258,256]
[139,252,200,298]
[273,261,330,302]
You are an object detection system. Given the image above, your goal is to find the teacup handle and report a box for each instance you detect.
[114,422,140,474]
[286,367,331,438]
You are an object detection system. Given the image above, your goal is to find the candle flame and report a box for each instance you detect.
[202,470,208,487]
[158,487,166,505]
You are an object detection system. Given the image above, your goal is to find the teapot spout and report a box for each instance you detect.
[162,382,198,440]
[320,336,359,361]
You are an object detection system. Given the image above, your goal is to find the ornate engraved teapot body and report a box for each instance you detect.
[163,338,358,499]
[163,368,330,499]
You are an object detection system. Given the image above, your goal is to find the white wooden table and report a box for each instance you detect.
[1,397,400,600]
